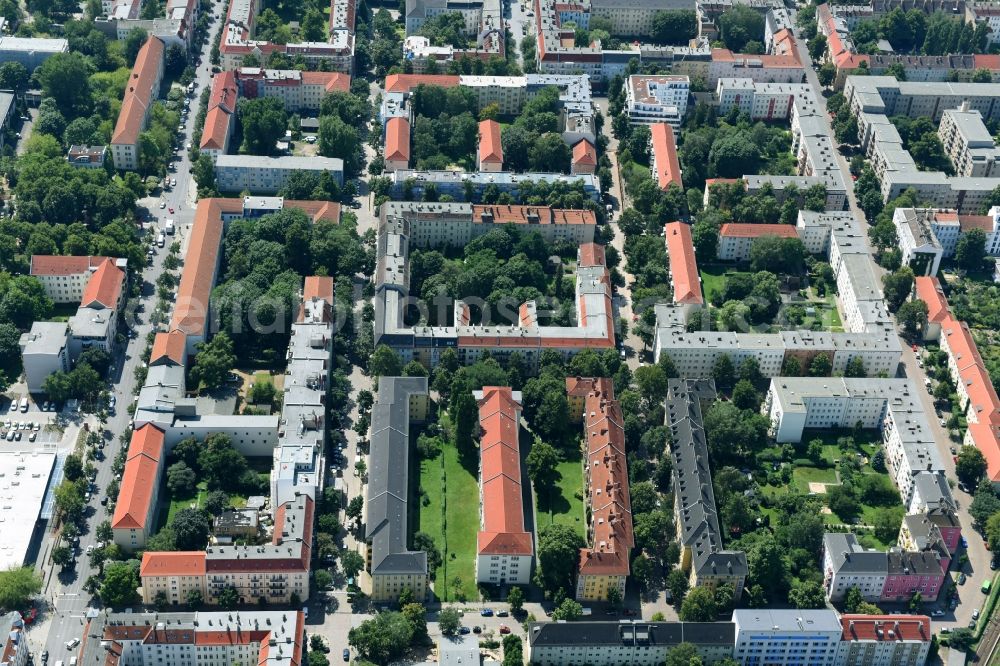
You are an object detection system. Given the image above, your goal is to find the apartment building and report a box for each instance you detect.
[708,30,804,87]
[625,75,690,128]
[0,35,67,71]
[214,155,345,194]
[717,79,812,121]
[112,424,167,550]
[76,610,304,666]
[569,377,633,602]
[732,609,843,666]
[29,255,113,304]
[404,0,504,63]
[939,103,1000,177]
[666,379,747,598]
[527,620,736,666]
[140,492,314,605]
[717,223,798,262]
[366,376,429,601]
[893,208,945,276]
[650,123,681,190]
[67,145,107,168]
[893,207,1000,263]
[474,387,532,585]
[200,71,239,159]
[18,322,70,393]
[111,36,165,171]
[236,68,349,111]
[823,532,889,602]
[0,612,28,666]
[388,169,601,202]
[219,0,355,72]
[375,202,611,368]
[571,139,597,175]
[899,513,952,571]
[837,615,932,666]
[384,117,410,172]
[664,221,703,316]
[908,468,957,515]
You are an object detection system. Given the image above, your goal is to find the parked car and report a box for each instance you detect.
[931,610,944,617]
[342,649,349,662]
[480,609,493,617]
[459,627,470,635]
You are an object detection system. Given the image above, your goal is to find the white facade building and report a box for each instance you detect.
[732,609,843,666]
[18,322,70,393]
[625,75,690,127]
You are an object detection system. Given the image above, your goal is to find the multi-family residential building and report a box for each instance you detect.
[899,513,952,572]
[388,169,601,202]
[716,79,811,121]
[200,70,239,159]
[29,255,116,304]
[666,379,747,598]
[567,377,633,602]
[0,451,57,572]
[18,322,71,393]
[403,0,504,64]
[218,0,355,72]
[892,207,1000,261]
[625,75,690,128]
[707,29,804,87]
[527,620,736,666]
[474,386,532,585]
[823,532,889,602]
[110,36,165,171]
[75,609,305,666]
[375,202,612,368]
[938,103,1000,177]
[664,221,704,317]
[0,35,67,71]
[384,117,410,172]
[892,208,945,276]
[571,139,598,175]
[366,376,429,601]
[66,144,107,169]
[732,609,844,666]
[0,611,28,666]
[650,122,681,190]
[908,467,957,515]
[214,155,345,194]
[837,615,932,666]
[717,223,798,262]
[112,424,167,550]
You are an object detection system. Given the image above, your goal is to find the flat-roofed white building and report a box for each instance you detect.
[732,609,843,666]
[215,155,345,194]
[18,322,70,393]
[0,451,57,571]
[625,75,690,128]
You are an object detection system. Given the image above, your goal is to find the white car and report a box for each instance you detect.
[66,638,80,650]
[170,178,177,187]
[8,401,16,412]
[159,201,166,209]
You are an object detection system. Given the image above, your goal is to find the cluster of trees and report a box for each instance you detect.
[849,9,988,55]
[500,86,573,173]
[718,6,765,53]
[407,84,480,171]
[706,270,785,330]
[318,89,371,178]
[827,92,858,146]
[238,97,288,156]
[348,606,428,664]
[41,355,107,407]
[650,10,698,45]
[407,224,576,326]
[890,115,952,174]
[418,12,469,48]
[211,208,368,359]
[0,567,42,611]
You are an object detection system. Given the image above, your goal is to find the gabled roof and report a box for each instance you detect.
[478,119,503,164]
[840,615,930,643]
[383,74,460,93]
[112,36,165,146]
[664,222,703,306]
[303,276,334,303]
[112,425,165,530]
[914,276,949,324]
[650,123,681,190]
[385,117,410,163]
[720,223,798,238]
[572,139,597,166]
[80,258,125,309]
[150,330,187,366]
[140,551,207,577]
[301,70,350,92]
[29,255,108,276]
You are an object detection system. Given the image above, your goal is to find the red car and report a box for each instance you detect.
[912,344,918,352]
[168,207,174,214]
[499,625,511,634]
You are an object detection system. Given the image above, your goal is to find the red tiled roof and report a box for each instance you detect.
[840,615,931,642]
[112,425,165,530]
[80,258,125,309]
[959,215,995,232]
[975,54,1000,70]
[285,199,342,224]
[385,117,410,163]
[478,119,503,164]
[915,276,949,324]
[139,551,207,577]
[150,330,187,366]
[201,71,238,151]
[650,123,681,190]
[572,139,597,166]
[29,255,108,276]
[383,74,460,93]
[303,276,334,303]
[301,70,350,92]
[112,36,165,146]
[720,223,798,238]
[471,205,595,226]
[477,387,532,556]
[578,243,605,268]
[664,222,703,306]
[577,378,632,576]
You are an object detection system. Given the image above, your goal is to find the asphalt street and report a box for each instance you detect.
[33,12,224,661]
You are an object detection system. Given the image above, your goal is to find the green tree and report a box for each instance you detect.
[985,512,1000,552]
[809,353,832,377]
[348,611,415,663]
[526,440,560,496]
[665,642,703,666]
[238,97,288,155]
[711,354,735,388]
[186,588,203,609]
[750,236,805,274]
[318,114,361,176]
[896,299,928,336]
[551,598,583,621]
[190,333,236,390]
[100,561,140,607]
[507,586,524,613]
[956,227,987,271]
[881,267,915,311]
[679,585,718,621]
[342,550,365,579]
[370,345,403,378]
[172,508,211,550]
[166,461,197,496]
[535,523,585,596]
[957,446,988,487]
[0,567,41,610]
[666,567,689,603]
[37,52,92,117]
[651,10,697,44]
[718,5,764,52]
[970,484,1000,528]
[788,581,826,609]
[0,61,28,92]
[844,356,867,378]
[438,607,461,635]
[216,585,239,609]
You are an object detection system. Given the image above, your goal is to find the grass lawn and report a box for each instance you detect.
[699,265,755,304]
[535,454,585,540]
[162,482,208,528]
[791,466,838,493]
[417,443,479,602]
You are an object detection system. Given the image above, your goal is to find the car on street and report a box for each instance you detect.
[499,625,511,634]
[931,610,944,617]
[472,626,482,634]
[41,650,48,662]
[66,638,80,650]
[342,649,349,662]
[958,573,967,584]
[29,432,36,442]
[496,610,508,617]
[480,609,493,617]
[160,201,166,208]
[169,207,174,214]
[962,535,969,548]
[459,627,470,635]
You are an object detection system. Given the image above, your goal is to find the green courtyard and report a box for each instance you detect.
[534,452,585,541]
